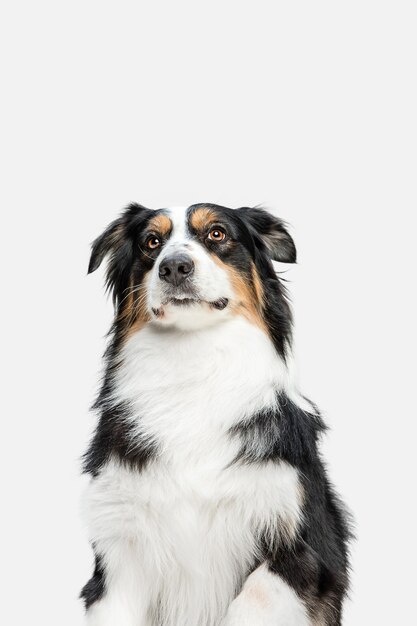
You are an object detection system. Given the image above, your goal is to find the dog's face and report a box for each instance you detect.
[89,203,296,348]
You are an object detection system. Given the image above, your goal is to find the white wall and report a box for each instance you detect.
[1,1,416,624]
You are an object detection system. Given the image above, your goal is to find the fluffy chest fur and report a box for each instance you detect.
[83,318,303,625]
[113,317,292,459]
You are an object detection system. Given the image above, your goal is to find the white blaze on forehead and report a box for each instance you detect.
[164,206,189,246]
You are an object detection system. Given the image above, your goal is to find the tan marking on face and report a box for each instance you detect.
[147,213,172,238]
[212,256,267,332]
[229,267,267,332]
[118,274,151,341]
[189,206,219,233]
[252,264,264,305]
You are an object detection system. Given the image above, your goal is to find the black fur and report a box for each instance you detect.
[231,394,350,624]
[80,551,106,609]
[236,206,297,263]
[230,393,325,466]
[83,402,158,476]
[88,203,155,306]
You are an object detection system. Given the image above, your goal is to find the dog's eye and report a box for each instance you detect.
[208,228,226,242]
[146,236,162,250]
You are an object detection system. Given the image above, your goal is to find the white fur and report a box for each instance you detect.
[221,564,310,626]
[83,207,311,625]
[85,540,152,626]
[83,316,306,625]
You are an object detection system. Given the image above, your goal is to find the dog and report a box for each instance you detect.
[81,203,350,625]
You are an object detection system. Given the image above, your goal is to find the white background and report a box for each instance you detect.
[1,2,416,624]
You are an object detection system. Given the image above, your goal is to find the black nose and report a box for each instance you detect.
[158,254,195,286]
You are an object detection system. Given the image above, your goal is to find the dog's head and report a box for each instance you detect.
[89,203,296,355]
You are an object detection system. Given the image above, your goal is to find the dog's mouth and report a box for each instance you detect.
[167,297,200,306]
[167,297,228,309]
[152,297,229,318]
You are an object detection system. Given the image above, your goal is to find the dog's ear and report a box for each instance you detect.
[88,216,134,306]
[88,204,152,306]
[88,217,126,274]
[88,203,152,275]
[237,207,296,263]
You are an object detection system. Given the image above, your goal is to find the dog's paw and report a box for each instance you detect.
[221,564,310,626]
[221,602,272,626]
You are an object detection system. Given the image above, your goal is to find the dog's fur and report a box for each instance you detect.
[81,203,350,625]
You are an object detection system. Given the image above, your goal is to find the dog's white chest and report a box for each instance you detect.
[112,317,290,455]
[84,457,302,625]
[84,318,303,625]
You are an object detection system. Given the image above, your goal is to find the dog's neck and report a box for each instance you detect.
[109,316,301,450]
[117,315,290,390]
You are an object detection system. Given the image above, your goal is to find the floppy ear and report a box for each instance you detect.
[88,203,151,274]
[237,207,296,263]
[88,216,134,306]
[88,217,125,274]
[88,204,152,306]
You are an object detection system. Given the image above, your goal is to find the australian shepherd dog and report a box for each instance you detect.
[81,203,350,625]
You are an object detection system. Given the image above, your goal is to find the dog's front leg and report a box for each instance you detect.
[221,564,310,626]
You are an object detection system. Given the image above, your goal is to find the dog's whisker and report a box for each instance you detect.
[118,285,148,307]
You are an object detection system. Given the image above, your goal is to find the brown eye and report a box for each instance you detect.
[208,228,226,242]
[147,236,162,250]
